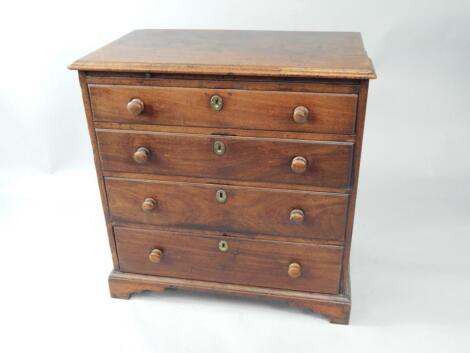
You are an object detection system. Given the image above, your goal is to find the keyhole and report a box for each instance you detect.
[218,240,228,252]
[213,141,225,156]
[210,95,223,111]
[216,189,227,203]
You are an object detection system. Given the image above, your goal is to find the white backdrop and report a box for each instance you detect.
[1,1,469,352]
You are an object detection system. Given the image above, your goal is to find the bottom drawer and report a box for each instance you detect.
[115,227,343,294]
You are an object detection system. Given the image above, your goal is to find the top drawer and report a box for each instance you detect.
[89,85,358,134]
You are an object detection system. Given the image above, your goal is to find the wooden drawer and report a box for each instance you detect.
[115,227,343,294]
[97,130,354,189]
[106,178,349,242]
[89,85,358,134]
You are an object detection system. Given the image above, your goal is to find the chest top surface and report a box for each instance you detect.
[69,29,376,79]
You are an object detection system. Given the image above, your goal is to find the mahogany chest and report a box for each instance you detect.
[70,29,375,324]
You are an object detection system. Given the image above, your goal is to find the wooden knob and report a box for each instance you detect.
[290,209,305,224]
[293,106,309,123]
[288,262,302,278]
[142,198,157,212]
[149,248,163,263]
[133,147,150,163]
[291,156,307,174]
[127,98,144,116]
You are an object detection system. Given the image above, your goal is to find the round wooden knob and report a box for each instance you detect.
[142,198,157,212]
[290,209,305,224]
[149,248,163,263]
[291,156,307,174]
[293,106,309,123]
[133,147,150,163]
[127,98,145,116]
[288,262,302,278]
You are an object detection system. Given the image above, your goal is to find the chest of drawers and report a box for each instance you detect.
[70,29,375,324]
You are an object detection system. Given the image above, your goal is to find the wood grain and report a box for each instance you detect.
[71,30,375,324]
[105,178,349,241]
[89,84,358,134]
[69,29,376,79]
[340,80,370,293]
[114,226,343,294]
[93,122,357,144]
[78,72,119,269]
[102,170,352,194]
[108,271,351,324]
[86,74,361,94]
[96,130,354,189]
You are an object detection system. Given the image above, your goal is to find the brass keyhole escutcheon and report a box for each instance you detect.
[213,141,225,156]
[218,240,229,252]
[216,189,227,203]
[210,95,223,111]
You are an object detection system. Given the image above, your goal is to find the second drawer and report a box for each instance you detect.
[97,130,354,189]
[106,178,349,242]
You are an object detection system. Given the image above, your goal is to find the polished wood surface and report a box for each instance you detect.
[95,121,356,144]
[103,170,350,194]
[77,72,119,268]
[89,85,358,134]
[114,227,343,294]
[86,74,361,94]
[341,80,370,298]
[109,271,351,324]
[105,178,349,241]
[72,29,374,324]
[96,130,354,189]
[69,29,376,79]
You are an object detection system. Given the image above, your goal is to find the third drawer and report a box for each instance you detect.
[106,178,349,242]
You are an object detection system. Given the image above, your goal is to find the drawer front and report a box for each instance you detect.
[115,227,343,294]
[106,178,349,241]
[89,85,358,134]
[97,130,353,189]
